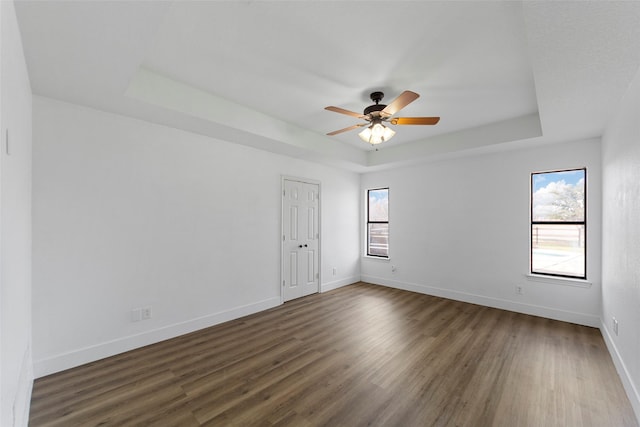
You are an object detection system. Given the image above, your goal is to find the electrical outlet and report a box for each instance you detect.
[391,265,397,273]
[332,267,337,276]
[515,285,524,295]
[612,317,619,336]
[142,306,153,320]
[131,308,142,322]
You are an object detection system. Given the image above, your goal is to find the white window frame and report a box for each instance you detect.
[530,168,586,280]
[366,187,389,258]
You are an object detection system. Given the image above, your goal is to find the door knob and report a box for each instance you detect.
[299,245,303,248]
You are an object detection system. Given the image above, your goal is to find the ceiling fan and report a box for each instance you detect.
[325,91,440,145]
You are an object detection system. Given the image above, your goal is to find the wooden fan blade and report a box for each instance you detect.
[325,106,365,119]
[390,117,440,125]
[381,91,419,117]
[327,123,367,136]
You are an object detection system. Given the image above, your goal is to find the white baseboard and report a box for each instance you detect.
[34,297,281,378]
[360,275,600,327]
[15,346,33,427]
[600,320,640,424]
[321,276,359,293]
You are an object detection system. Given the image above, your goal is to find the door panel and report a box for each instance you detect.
[307,251,314,283]
[307,207,315,239]
[283,179,319,302]
[290,206,298,240]
[289,252,298,286]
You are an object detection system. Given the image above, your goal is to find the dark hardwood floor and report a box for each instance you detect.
[30,282,638,426]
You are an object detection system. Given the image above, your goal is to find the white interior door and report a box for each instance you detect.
[282,179,319,302]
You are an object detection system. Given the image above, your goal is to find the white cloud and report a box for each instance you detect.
[533,179,584,220]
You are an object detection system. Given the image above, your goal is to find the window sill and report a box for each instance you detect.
[525,274,592,288]
[363,255,390,261]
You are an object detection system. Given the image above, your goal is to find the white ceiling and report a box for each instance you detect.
[14,1,640,172]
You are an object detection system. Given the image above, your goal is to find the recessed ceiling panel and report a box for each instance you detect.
[143,1,538,149]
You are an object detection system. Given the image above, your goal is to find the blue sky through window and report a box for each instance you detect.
[532,169,585,222]
[369,189,388,203]
[369,189,388,222]
[533,169,584,192]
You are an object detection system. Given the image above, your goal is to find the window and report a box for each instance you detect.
[367,188,389,257]
[531,168,586,279]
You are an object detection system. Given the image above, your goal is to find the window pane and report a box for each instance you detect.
[369,189,388,222]
[368,223,389,257]
[532,170,585,221]
[531,224,585,277]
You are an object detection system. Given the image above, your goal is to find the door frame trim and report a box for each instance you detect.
[281,175,321,304]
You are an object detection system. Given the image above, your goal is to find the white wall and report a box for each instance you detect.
[361,139,601,327]
[0,1,33,426]
[32,96,360,376]
[601,65,640,420]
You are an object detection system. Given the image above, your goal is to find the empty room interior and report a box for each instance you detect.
[2,1,640,426]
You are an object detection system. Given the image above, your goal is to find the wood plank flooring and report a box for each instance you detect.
[30,282,638,426]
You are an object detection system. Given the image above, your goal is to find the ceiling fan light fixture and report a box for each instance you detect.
[358,122,395,145]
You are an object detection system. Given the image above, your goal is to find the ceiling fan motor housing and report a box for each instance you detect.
[364,91,386,116]
[364,104,387,116]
